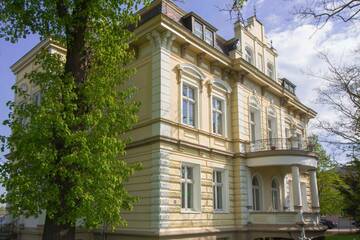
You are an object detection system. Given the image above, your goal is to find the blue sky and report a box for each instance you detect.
[1,0,359,161]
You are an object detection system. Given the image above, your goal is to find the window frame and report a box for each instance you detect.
[244,46,254,64]
[267,62,274,79]
[271,178,281,211]
[32,91,41,106]
[211,95,226,136]
[193,19,203,39]
[181,163,201,213]
[213,169,228,212]
[257,53,263,71]
[181,82,198,128]
[204,27,214,46]
[252,175,262,211]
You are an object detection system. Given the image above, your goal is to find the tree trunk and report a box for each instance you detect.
[42,214,75,240]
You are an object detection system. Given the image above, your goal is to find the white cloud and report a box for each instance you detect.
[269,22,360,106]
[268,21,360,155]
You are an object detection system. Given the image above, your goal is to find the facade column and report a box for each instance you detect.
[309,169,320,211]
[291,165,302,211]
[238,159,251,225]
[147,29,176,137]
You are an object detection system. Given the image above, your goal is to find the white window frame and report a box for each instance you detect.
[244,47,254,64]
[250,111,257,143]
[213,169,228,212]
[267,62,274,79]
[267,116,277,146]
[211,95,226,136]
[204,28,214,46]
[181,163,201,213]
[193,20,203,39]
[252,175,262,211]
[257,53,263,71]
[181,81,198,127]
[271,178,281,211]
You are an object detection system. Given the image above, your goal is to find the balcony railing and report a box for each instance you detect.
[245,137,316,153]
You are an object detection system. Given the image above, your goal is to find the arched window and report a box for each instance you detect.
[272,178,280,210]
[252,176,261,210]
[245,47,254,64]
[267,62,274,79]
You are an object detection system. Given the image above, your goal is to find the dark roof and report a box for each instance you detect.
[139,0,236,56]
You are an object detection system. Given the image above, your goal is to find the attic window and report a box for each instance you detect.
[194,20,203,38]
[191,17,215,47]
[204,28,214,46]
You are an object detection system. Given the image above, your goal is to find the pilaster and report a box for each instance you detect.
[147,30,176,137]
[309,169,320,212]
[291,165,302,211]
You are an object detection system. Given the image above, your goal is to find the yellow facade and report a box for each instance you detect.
[10,0,326,239]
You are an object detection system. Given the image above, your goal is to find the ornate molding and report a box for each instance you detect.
[147,30,176,50]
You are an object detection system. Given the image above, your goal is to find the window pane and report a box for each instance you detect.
[217,186,223,209]
[182,100,188,124]
[250,112,255,122]
[183,84,189,97]
[181,182,185,208]
[194,21,203,38]
[187,166,193,180]
[217,113,223,134]
[205,28,214,45]
[181,166,185,179]
[187,183,193,209]
[251,124,256,142]
[216,171,222,183]
[188,87,194,100]
[189,102,194,126]
[255,189,260,210]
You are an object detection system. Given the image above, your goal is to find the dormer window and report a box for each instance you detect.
[204,28,214,46]
[194,20,203,39]
[183,13,217,47]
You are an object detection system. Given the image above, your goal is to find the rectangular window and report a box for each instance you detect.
[267,63,274,79]
[181,165,194,210]
[212,97,224,135]
[33,91,41,106]
[204,28,214,46]
[257,53,263,71]
[250,112,256,142]
[268,118,274,147]
[213,170,224,211]
[194,20,203,39]
[182,84,196,127]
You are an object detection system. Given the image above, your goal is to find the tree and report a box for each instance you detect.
[295,0,360,28]
[0,0,148,239]
[311,135,345,215]
[337,158,360,223]
[217,0,248,23]
[315,53,360,156]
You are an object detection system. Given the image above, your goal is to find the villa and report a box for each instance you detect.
[10,0,326,239]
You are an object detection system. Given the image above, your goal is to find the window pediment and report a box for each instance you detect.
[249,95,260,110]
[212,79,232,94]
[177,63,206,82]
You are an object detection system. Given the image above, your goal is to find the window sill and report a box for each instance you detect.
[181,209,201,214]
[214,209,229,214]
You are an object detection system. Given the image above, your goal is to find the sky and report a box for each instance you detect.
[0,0,359,161]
